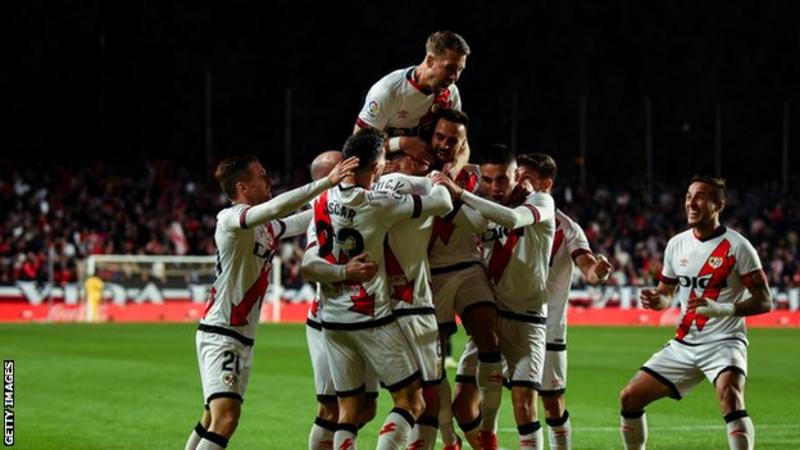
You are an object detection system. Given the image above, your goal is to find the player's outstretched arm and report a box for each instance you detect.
[576,253,613,286]
[243,157,358,228]
[418,184,454,218]
[279,209,313,239]
[694,269,773,317]
[301,245,378,284]
[640,282,676,310]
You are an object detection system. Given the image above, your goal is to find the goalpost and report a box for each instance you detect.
[83,254,284,323]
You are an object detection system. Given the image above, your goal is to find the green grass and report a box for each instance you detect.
[2,323,799,449]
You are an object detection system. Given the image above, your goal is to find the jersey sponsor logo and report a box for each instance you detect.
[675,238,737,340]
[367,100,380,117]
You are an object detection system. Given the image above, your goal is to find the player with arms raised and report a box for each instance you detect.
[185,154,357,450]
[618,175,772,450]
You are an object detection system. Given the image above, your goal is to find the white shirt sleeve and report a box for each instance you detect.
[357,78,399,130]
[241,178,332,229]
[661,238,677,282]
[275,209,313,239]
[301,240,348,283]
[450,85,462,111]
[374,184,453,228]
[565,219,592,261]
[735,238,763,275]
[460,190,554,230]
[461,204,489,233]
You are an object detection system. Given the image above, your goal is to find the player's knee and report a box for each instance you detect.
[541,394,564,419]
[716,382,744,410]
[317,401,339,423]
[470,326,499,352]
[451,388,479,423]
[619,385,643,411]
[211,409,240,436]
[360,397,377,424]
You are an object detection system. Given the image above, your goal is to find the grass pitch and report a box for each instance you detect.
[2,323,799,449]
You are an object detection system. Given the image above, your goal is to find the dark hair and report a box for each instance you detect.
[426,31,471,56]
[343,128,387,170]
[214,154,258,200]
[689,174,727,204]
[517,152,557,181]
[475,144,516,167]
[434,108,470,129]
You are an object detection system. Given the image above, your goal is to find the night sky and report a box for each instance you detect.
[7,1,800,185]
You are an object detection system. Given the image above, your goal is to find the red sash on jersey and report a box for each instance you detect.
[550,220,564,267]
[384,238,414,303]
[313,190,376,316]
[675,238,737,340]
[230,267,269,326]
[486,228,524,284]
[428,169,477,250]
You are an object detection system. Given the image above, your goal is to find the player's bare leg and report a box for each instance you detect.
[541,394,571,450]
[335,394,364,449]
[184,409,212,450]
[376,380,425,450]
[195,397,241,449]
[618,370,673,450]
[511,386,543,450]
[452,379,481,449]
[460,304,503,445]
[407,384,441,450]
[715,370,754,450]
[436,363,462,449]
[309,400,338,450]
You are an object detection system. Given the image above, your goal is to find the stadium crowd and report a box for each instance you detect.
[1,159,798,289]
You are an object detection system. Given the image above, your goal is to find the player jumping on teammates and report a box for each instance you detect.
[618,175,772,450]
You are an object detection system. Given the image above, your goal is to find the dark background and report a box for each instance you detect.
[6,1,800,186]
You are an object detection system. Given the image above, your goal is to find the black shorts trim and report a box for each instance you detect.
[546,343,567,352]
[316,394,337,404]
[497,310,547,324]
[306,319,323,331]
[336,384,366,398]
[461,301,497,319]
[198,324,254,346]
[640,366,682,400]
[321,315,396,330]
[507,380,542,390]
[206,392,243,405]
[673,337,748,347]
[438,321,458,336]
[393,307,436,317]
[382,371,420,393]
[455,374,476,385]
[537,388,566,396]
[430,261,482,275]
[713,366,747,386]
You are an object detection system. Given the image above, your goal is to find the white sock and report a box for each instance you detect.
[334,424,358,450]
[620,410,647,450]
[309,417,336,450]
[376,408,415,450]
[477,352,503,432]
[546,410,572,450]
[196,431,227,450]
[437,378,459,446]
[407,416,438,450]
[518,421,544,450]
[725,411,754,450]
[185,422,206,450]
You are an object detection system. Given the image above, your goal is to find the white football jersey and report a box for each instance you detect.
[201,206,311,342]
[660,226,762,345]
[428,166,487,270]
[310,184,450,328]
[544,209,592,341]
[356,66,462,136]
[479,191,556,317]
[372,173,435,311]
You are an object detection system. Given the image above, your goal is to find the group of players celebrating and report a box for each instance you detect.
[186,31,772,450]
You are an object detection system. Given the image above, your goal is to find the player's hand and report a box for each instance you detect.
[344,253,378,282]
[327,157,359,185]
[693,297,736,317]
[505,181,533,207]
[430,172,463,199]
[640,289,669,310]
[400,137,435,166]
[593,254,613,283]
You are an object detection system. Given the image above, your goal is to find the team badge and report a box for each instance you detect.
[222,372,238,387]
[367,100,380,117]
[430,103,441,113]
[708,256,723,269]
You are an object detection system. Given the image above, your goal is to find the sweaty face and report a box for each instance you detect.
[242,161,272,204]
[685,181,721,228]
[431,119,467,165]
[428,49,467,93]
[480,163,515,203]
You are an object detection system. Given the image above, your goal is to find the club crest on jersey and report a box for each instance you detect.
[430,102,441,113]
[222,372,238,387]
[708,256,723,269]
[367,100,380,117]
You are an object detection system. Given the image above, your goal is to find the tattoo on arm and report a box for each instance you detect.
[736,269,772,316]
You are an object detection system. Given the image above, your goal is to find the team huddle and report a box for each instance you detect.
[185,32,773,450]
